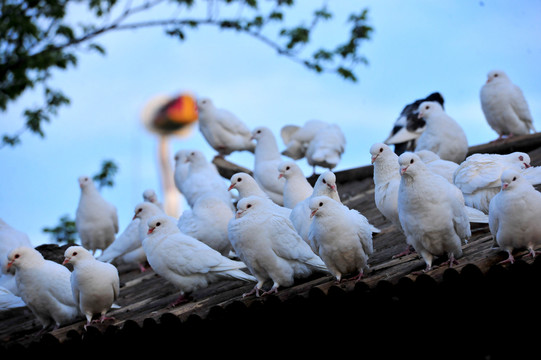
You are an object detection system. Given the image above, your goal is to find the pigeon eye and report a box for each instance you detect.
[512,177,517,181]
[156,222,161,226]
[238,178,242,182]
[494,73,498,77]
[286,166,290,170]
[322,179,326,184]
[319,202,323,206]
[73,252,77,256]
[410,159,414,164]
[14,254,19,259]
[247,204,252,208]
[379,148,383,153]
[519,156,524,161]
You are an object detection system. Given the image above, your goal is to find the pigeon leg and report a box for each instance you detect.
[497,251,515,265]
[392,244,415,259]
[168,293,191,308]
[262,283,279,296]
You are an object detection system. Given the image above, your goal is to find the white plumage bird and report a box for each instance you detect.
[6,246,80,332]
[415,149,458,184]
[142,189,164,210]
[177,194,234,257]
[488,169,541,264]
[251,126,286,205]
[277,160,313,209]
[176,149,233,210]
[398,152,470,272]
[414,101,469,164]
[280,119,329,160]
[196,97,255,156]
[173,149,191,192]
[98,201,164,271]
[228,196,328,297]
[308,195,374,282]
[63,246,120,328]
[480,70,536,141]
[75,175,119,255]
[305,123,346,173]
[290,171,341,247]
[143,215,255,307]
[453,152,534,214]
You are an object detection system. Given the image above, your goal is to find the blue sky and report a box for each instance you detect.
[2,0,540,247]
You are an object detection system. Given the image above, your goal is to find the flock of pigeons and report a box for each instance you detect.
[1,69,541,336]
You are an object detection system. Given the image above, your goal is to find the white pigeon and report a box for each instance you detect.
[280,119,329,160]
[480,69,536,141]
[177,194,235,257]
[228,196,328,297]
[415,149,459,184]
[453,152,533,214]
[143,215,256,306]
[414,101,468,164]
[228,172,291,217]
[277,160,313,209]
[6,246,80,332]
[196,97,255,156]
[177,149,234,210]
[370,143,402,232]
[75,175,119,255]
[398,152,470,272]
[385,92,445,155]
[173,149,192,193]
[98,201,164,271]
[63,246,120,328]
[251,126,286,206]
[305,123,346,173]
[488,169,541,264]
[1,218,33,289]
[142,189,164,210]
[290,171,342,247]
[308,195,374,282]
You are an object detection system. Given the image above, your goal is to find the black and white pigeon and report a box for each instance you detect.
[397,152,470,272]
[385,92,445,155]
[488,169,541,264]
[480,70,536,141]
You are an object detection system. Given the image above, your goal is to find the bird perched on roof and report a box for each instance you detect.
[488,169,541,264]
[385,92,445,155]
[480,70,536,141]
[196,97,255,157]
[453,152,534,214]
[177,194,235,257]
[6,246,80,333]
[228,196,328,297]
[414,101,468,164]
[398,152,470,272]
[143,215,256,306]
[63,246,120,329]
[176,149,233,210]
[251,126,286,205]
[289,171,342,248]
[173,149,191,191]
[278,160,313,209]
[75,175,119,255]
[280,119,329,160]
[305,123,346,173]
[228,172,291,217]
[142,189,164,210]
[308,196,374,282]
[98,201,164,271]
[1,218,32,276]
[415,149,459,184]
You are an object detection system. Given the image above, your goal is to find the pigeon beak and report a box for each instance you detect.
[310,209,318,218]
[524,163,531,169]
[278,173,283,179]
[6,260,14,270]
[228,183,235,191]
[417,112,423,119]
[235,210,244,219]
[371,154,378,164]
[62,257,70,265]
[147,227,154,234]
[327,184,336,191]
[400,166,408,175]
[502,183,509,190]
